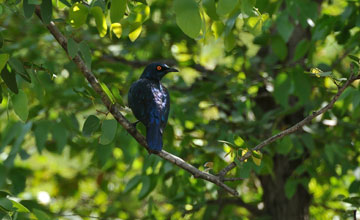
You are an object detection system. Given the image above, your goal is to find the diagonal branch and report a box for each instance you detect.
[34,7,238,196]
[219,69,360,179]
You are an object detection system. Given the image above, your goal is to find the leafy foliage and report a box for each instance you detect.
[0,0,360,219]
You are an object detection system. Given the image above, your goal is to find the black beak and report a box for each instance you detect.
[166,67,179,73]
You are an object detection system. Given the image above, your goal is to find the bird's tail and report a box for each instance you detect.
[146,125,163,153]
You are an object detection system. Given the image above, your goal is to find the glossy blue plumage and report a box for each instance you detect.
[128,63,178,152]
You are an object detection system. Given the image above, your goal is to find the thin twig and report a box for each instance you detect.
[34,7,238,196]
[218,71,360,179]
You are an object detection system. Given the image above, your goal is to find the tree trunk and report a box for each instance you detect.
[259,155,311,220]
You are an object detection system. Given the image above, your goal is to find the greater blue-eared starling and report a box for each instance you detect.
[128,63,178,153]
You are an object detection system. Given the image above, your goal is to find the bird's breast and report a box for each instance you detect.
[151,85,167,111]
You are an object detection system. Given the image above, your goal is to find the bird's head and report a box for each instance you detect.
[140,62,179,81]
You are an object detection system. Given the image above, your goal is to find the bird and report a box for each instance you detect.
[128,62,178,153]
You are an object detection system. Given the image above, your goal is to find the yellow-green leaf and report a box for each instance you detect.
[100,82,115,104]
[129,25,142,42]
[0,53,9,72]
[69,3,89,28]
[90,6,107,37]
[111,23,122,38]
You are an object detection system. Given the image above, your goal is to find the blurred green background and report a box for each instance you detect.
[0,0,360,219]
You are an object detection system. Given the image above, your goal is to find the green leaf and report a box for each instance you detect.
[202,0,218,20]
[241,0,255,16]
[293,67,311,104]
[276,136,293,155]
[99,119,117,145]
[124,175,142,193]
[28,0,41,4]
[12,90,29,122]
[285,178,298,199]
[67,38,79,59]
[348,54,359,63]
[23,0,36,18]
[34,121,50,153]
[79,41,92,69]
[110,0,127,23]
[40,0,52,25]
[349,180,360,194]
[224,32,236,52]
[82,115,100,137]
[0,86,2,104]
[0,33,3,48]
[293,39,310,61]
[0,165,5,188]
[52,122,68,153]
[0,122,22,153]
[273,73,291,108]
[0,198,13,211]
[8,58,31,83]
[237,160,252,179]
[276,13,294,42]
[1,67,18,94]
[100,82,116,104]
[69,3,89,28]
[10,200,29,213]
[59,0,71,7]
[0,53,9,72]
[174,0,202,39]
[33,209,52,220]
[217,0,237,16]
[138,175,151,199]
[90,6,107,37]
[271,35,287,61]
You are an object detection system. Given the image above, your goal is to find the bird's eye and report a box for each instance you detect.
[156,66,162,71]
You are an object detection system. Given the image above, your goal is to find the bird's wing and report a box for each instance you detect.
[128,79,153,123]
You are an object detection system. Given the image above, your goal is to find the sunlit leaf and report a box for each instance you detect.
[99,119,117,145]
[69,3,89,28]
[202,0,218,20]
[100,82,116,104]
[128,25,142,42]
[90,6,107,37]
[10,200,29,213]
[0,53,9,72]
[110,23,122,38]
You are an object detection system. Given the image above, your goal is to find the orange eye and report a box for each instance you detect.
[156,66,162,71]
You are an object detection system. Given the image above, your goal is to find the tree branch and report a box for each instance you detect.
[219,70,360,179]
[34,7,238,196]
